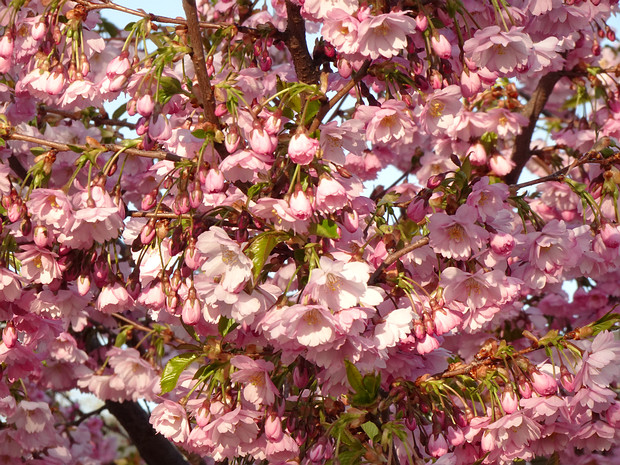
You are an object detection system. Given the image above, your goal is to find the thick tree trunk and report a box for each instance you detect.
[105,400,190,465]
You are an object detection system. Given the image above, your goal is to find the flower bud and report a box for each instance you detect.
[181,294,201,325]
[490,232,515,257]
[467,142,487,166]
[431,34,451,59]
[500,389,518,414]
[288,132,319,165]
[264,415,283,442]
[2,323,17,348]
[530,370,557,396]
[204,169,225,193]
[77,274,91,296]
[289,187,313,220]
[137,94,155,117]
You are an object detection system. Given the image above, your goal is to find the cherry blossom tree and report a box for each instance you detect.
[1,0,620,464]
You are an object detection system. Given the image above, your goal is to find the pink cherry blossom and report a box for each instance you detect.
[428,205,489,260]
[150,400,190,444]
[358,12,417,60]
[230,355,279,406]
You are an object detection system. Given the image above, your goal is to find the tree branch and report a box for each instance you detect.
[309,60,372,133]
[105,400,190,465]
[280,1,320,85]
[368,237,430,285]
[6,131,182,162]
[182,0,219,127]
[505,71,565,185]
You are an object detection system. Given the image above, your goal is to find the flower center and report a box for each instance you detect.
[222,249,237,264]
[429,100,445,118]
[448,224,464,241]
[303,308,321,325]
[249,372,264,386]
[325,273,342,291]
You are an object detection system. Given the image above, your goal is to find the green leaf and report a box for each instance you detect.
[337,449,365,465]
[160,77,183,95]
[246,182,269,202]
[589,310,620,336]
[160,352,199,394]
[30,147,47,156]
[112,102,127,120]
[246,231,289,281]
[361,421,380,441]
[309,218,340,239]
[218,316,239,337]
[114,327,130,347]
[344,360,365,393]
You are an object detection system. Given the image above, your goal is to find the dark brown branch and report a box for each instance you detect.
[182,0,219,127]
[368,237,430,285]
[6,132,182,162]
[309,60,372,132]
[505,71,565,185]
[280,1,320,85]
[105,400,190,465]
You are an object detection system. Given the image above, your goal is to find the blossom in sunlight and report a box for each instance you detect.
[358,12,417,60]
[463,26,533,75]
[428,205,489,260]
[230,355,279,406]
[196,226,253,292]
[303,256,383,310]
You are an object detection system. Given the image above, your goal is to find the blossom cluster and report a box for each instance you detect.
[0,0,620,464]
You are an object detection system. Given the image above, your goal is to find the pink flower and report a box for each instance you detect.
[108,348,158,401]
[266,432,300,463]
[428,205,490,260]
[148,114,172,141]
[323,9,360,54]
[150,400,190,444]
[230,355,279,406]
[26,188,74,230]
[465,176,509,222]
[264,415,283,441]
[201,402,260,461]
[358,12,417,60]
[315,176,348,213]
[574,330,620,389]
[106,51,131,77]
[373,307,415,350]
[249,125,277,155]
[96,282,134,314]
[288,132,319,165]
[442,268,503,310]
[273,304,338,348]
[10,401,54,434]
[15,245,61,284]
[463,26,533,75]
[362,100,415,144]
[2,323,17,348]
[431,34,451,58]
[0,268,23,302]
[419,85,462,135]
[303,256,383,310]
[204,169,225,193]
[136,94,155,117]
[196,226,253,292]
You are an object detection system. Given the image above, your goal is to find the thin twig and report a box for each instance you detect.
[368,237,430,285]
[41,107,137,130]
[309,60,372,133]
[6,131,182,162]
[75,0,256,32]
